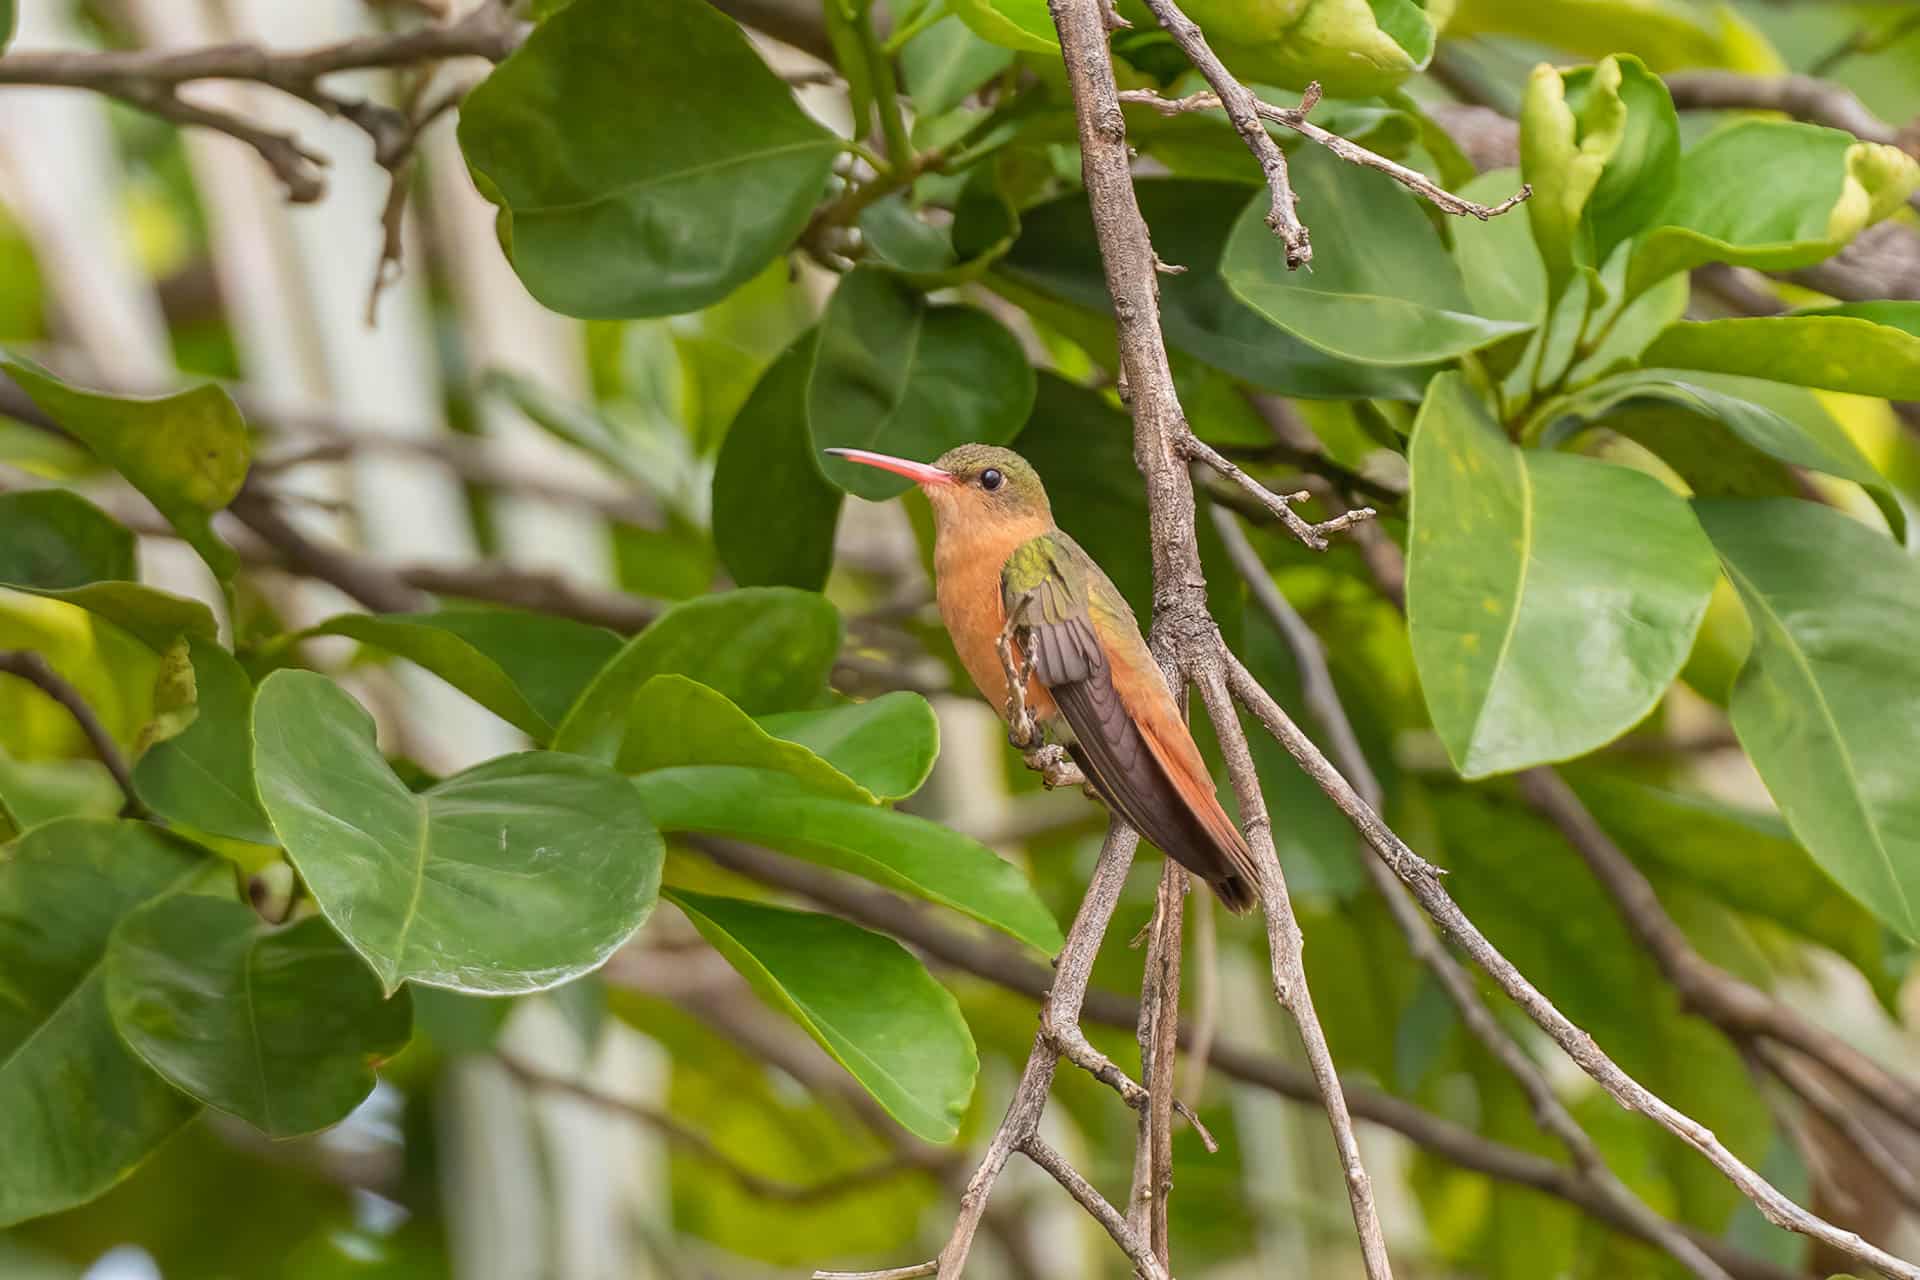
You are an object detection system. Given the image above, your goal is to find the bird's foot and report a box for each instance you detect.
[1021,742,1088,791]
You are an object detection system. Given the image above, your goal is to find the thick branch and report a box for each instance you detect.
[0,649,143,817]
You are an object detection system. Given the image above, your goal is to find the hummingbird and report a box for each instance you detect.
[825,443,1260,912]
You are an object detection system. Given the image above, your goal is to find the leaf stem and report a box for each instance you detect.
[856,6,914,172]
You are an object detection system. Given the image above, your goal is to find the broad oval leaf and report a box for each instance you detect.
[666,889,978,1143]
[1,581,216,653]
[0,819,204,1227]
[1450,167,1546,325]
[106,897,412,1138]
[299,609,621,742]
[1536,368,1905,539]
[1695,498,1920,943]
[1222,148,1530,366]
[949,0,1056,53]
[253,670,664,994]
[0,490,134,588]
[637,765,1063,952]
[1,359,247,581]
[1640,304,1920,402]
[1155,0,1440,97]
[813,268,1035,501]
[1407,374,1718,776]
[901,14,1015,118]
[624,674,872,801]
[1627,122,1919,298]
[712,330,844,591]
[553,588,842,764]
[457,0,840,318]
[133,635,274,845]
[997,180,1432,399]
[758,692,940,803]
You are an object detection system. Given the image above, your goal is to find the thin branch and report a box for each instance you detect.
[1751,1041,1920,1217]
[1664,70,1907,146]
[0,650,144,817]
[1134,0,1311,266]
[1182,433,1375,551]
[497,1053,920,1204]
[1213,507,1734,1280]
[1023,1136,1170,1280]
[1224,656,1920,1280]
[1130,863,1184,1262]
[1119,88,1532,220]
[691,837,1797,1280]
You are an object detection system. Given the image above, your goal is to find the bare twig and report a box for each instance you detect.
[1119,88,1532,220]
[1182,434,1375,551]
[1022,1135,1170,1280]
[1177,887,1218,1101]
[1134,0,1311,266]
[1225,656,1920,1280]
[1751,1041,1920,1217]
[1664,70,1911,149]
[1213,507,1734,1280]
[1130,863,1185,1262]
[0,650,144,817]
[695,837,1797,1280]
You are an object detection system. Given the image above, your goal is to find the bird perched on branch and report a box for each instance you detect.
[826,443,1261,912]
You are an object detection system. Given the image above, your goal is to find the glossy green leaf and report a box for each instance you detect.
[1,360,247,581]
[1407,374,1718,776]
[132,635,273,845]
[1519,56,1677,294]
[949,0,1055,53]
[299,609,620,741]
[1628,123,1919,298]
[457,0,840,317]
[0,819,204,1226]
[105,898,411,1137]
[666,889,977,1142]
[253,670,664,994]
[1695,499,1920,942]
[812,268,1034,501]
[712,331,843,590]
[623,674,871,799]
[0,0,13,53]
[0,753,121,834]
[2,581,215,653]
[638,766,1063,952]
[758,692,939,803]
[1640,305,1920,401]
[997,180,1432,400]
[1567,772,1895,1004]
[1223,148,1531,366]
[0,490,134,587]
[1449,0,1782,72]
[1537,368,1904,538]
[553,588,841,764]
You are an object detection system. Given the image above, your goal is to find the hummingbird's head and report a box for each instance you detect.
[824,443,1052,536]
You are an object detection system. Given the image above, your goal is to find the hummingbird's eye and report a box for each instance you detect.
[980,468,1004,492]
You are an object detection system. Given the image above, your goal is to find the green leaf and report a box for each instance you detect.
[1519,56,1677,296]
[1449,0,1783,72]
[105,898,411,1138]
[0,490,134,587]
[1640,305,1920,402]
[0,0,13,53]
[1628,122,1919,298]
[1166,0,1438,97]
[623,674,872,799]
[666,889,977,1143]
[1566,772,1896,1005]
[1694,499,1920,943]
[1407,374,1718,776]
[0,819,204,1227]
[997,180,1433,399]
[1,360,247,581]
[553,587,842,764]
[252,670,664,994]
[1450,168,1545,326]
[457,0,840,318]
[812,268,1035,501]
[949,0,1055,53]
[2,581,215,653]
[1222,148,1531,366]
[297,609,620,742]
[0,753,121,833]
[712,330,844,590]
[758,692,939,803]
[132,635,273,844]
[638,766,1063,952]
[900,14,1014,117]
[1536,369,1905,539]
